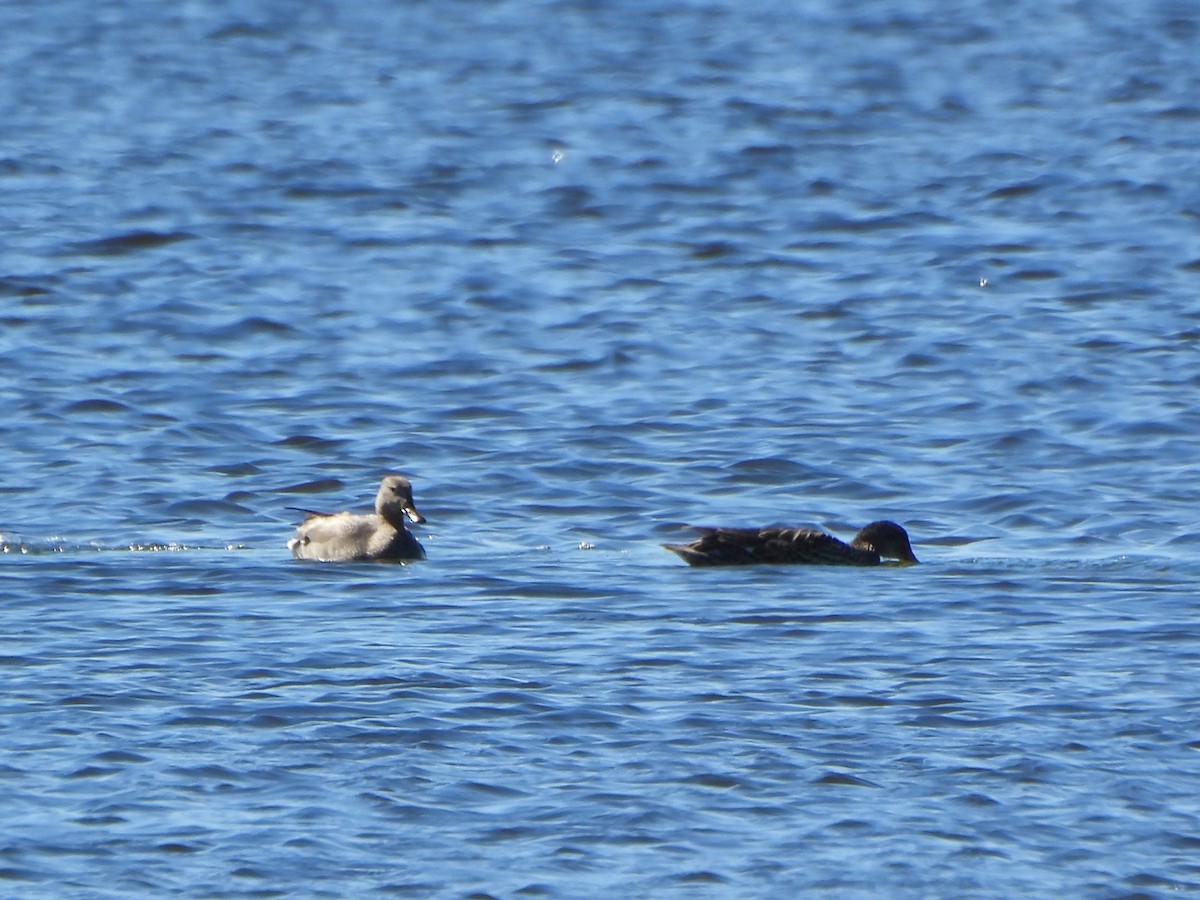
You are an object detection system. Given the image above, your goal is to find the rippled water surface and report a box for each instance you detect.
[4,0,1200,896]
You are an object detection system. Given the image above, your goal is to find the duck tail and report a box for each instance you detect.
[661,543,706,566]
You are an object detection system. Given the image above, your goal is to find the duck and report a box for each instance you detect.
[662,520,917,567]
[287,475,426,562]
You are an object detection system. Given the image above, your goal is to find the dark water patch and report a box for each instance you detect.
[205,315,297,339]
[810,211,948,234]
[61,398,131,415]
[675,870,727,885]
[909,695,968,708]
[830,694,893,708]
[277,477,346,494]
[284,182,398,203]
[0,867,40,883]
[985,178,1054,200]
[164,715,232,728]
[91,750,150,765]
[688,240,740,260]
[1123,872,1200,893]
[165,498,256,518]
[273,435,349,452]
[0,276,55,298]
[68,230,193,257]
[727,457,823,481]
[205,20,278,41]
[1010,268,1061,281]
[74,815,129,827]
[813,772,881,788]
[1156,105,1200,120]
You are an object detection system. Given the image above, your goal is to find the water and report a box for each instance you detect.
[3,0,1200,895]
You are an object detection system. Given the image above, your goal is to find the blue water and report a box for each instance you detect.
[4,0,1200,896]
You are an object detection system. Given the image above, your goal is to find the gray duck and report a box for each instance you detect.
[288,475,426,562]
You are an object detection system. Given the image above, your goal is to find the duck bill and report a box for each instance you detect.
[404,505,426,525]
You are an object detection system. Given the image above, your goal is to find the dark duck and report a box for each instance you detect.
[663,520,918,567]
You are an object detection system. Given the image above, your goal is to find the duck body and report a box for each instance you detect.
[288,475,426,562]
[662,520,917,568]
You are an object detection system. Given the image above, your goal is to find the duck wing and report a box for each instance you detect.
[289,512,380,561]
